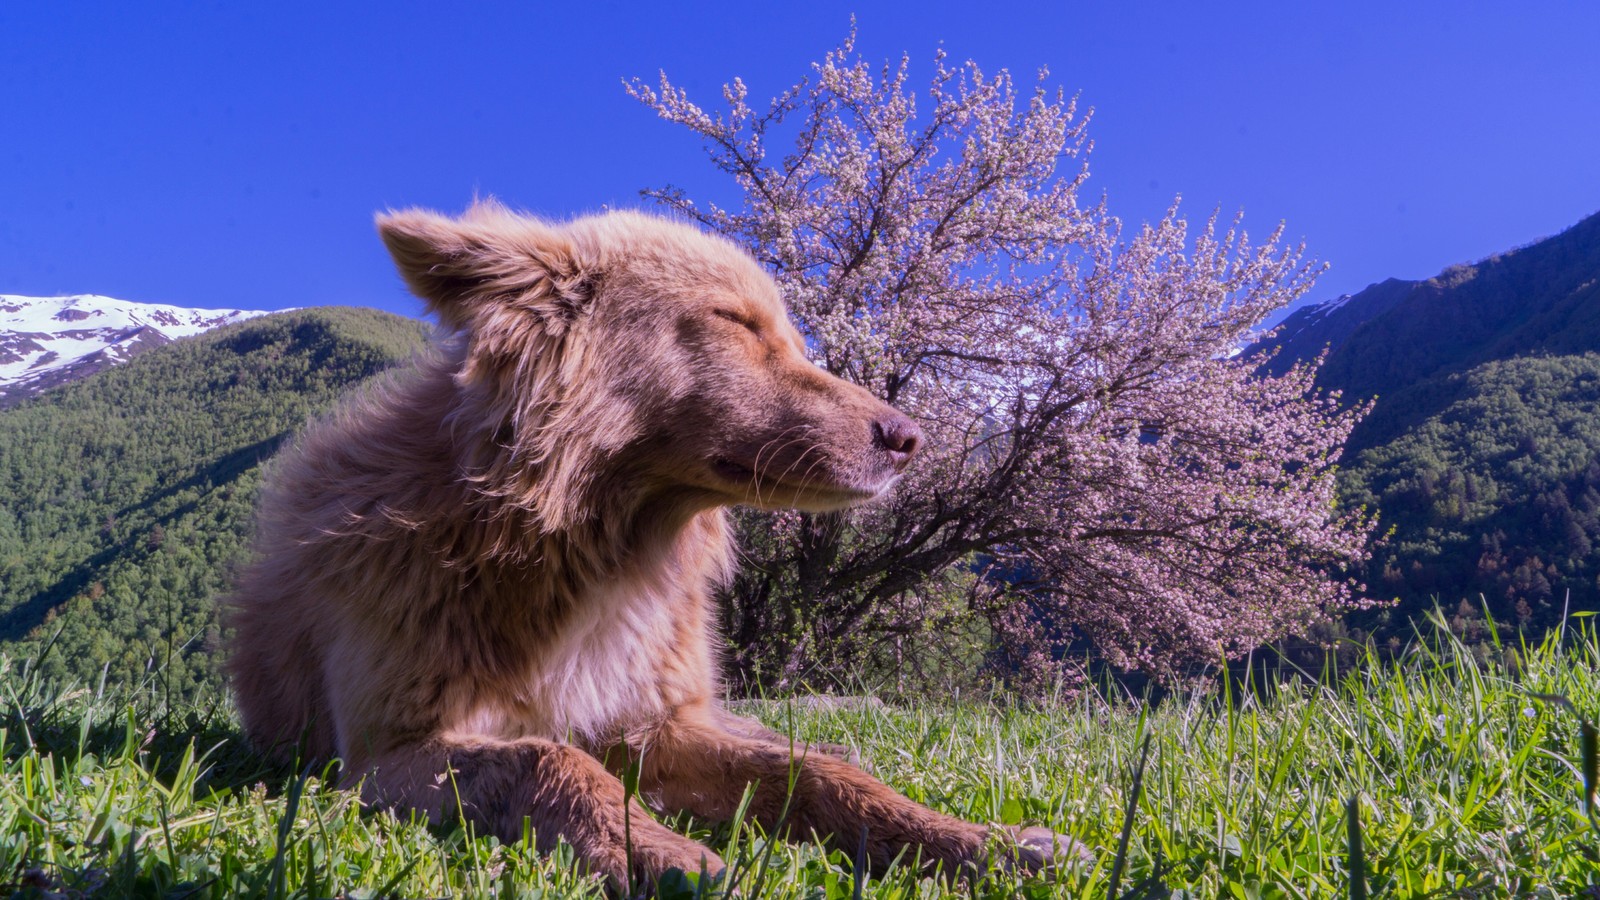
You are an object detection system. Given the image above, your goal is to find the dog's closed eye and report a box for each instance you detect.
[714,309,763,337]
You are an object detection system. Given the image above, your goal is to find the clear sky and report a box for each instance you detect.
[4,2,1597,319]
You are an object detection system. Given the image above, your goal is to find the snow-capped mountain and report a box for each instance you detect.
[1241,277,1417,378]
[0,294,274,406]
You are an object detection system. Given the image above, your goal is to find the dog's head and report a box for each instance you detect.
[377,201,920,518]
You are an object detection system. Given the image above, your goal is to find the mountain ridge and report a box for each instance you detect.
[1249,209,1600,412]
[0,294,275,407]
[1250,277,1416,378]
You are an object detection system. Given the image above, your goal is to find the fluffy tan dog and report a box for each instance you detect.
[225,202,1075,888]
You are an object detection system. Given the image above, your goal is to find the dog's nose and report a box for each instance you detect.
[873,414,923,471]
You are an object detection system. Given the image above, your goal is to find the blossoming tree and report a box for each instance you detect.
[629,35,1375,693]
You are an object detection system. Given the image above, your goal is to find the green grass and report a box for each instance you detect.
[2,621,1598,898]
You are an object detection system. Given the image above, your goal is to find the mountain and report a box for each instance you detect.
[0,294,273,407]
[1251,210,1600,643]
[1251,211,1600,430]
[1249,278,1416,379]
[0,307,428,697]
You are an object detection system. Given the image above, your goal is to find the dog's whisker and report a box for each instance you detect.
[749,428,817,506]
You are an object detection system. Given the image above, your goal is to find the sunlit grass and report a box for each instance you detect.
[2,619,1597,897]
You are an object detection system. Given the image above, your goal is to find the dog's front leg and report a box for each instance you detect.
[710,706,862,765]
[360,737,723,890]
[622,712,1068,880]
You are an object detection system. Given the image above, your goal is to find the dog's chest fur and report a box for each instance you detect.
[450,572,696,742]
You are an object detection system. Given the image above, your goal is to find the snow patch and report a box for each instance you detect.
[0,294,275,396]
[1309,293,1353,317]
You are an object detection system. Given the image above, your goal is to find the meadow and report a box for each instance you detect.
[2,618,1596,899]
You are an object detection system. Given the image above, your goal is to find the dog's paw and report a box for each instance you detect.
[604,826,725,895]
[989,825,1094,876]
[637,840,726,885]
[651,861,729,899]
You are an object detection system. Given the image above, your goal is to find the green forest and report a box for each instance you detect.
[0,308,426,700]
[1343,353,1600,643]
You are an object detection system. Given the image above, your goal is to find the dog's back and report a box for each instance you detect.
[225,405,378,766]
[225,362,458,765]
[227,555,334,764]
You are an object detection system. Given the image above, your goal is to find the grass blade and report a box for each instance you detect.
[266,772,307,900]
[1583,721,1598,814]
[1106,731,1152,899]
[1346,794,1367,900]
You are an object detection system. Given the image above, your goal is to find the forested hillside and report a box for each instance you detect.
[1343,354,1600,637]
[1251,210,1600,645]
[0,308,427,698]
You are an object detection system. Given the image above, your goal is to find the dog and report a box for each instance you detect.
[224,201,1078,888]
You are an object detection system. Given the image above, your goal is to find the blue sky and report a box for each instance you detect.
[3,2,1597,319]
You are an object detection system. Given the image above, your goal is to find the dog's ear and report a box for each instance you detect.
[376,201,595,333]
